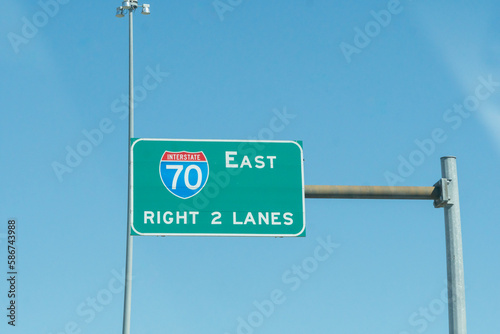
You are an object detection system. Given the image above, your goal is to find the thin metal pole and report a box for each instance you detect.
[122,8,134,334]
[441,156,467,334]
[304,185,439,200]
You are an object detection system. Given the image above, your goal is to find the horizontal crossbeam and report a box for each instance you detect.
[304,185,440,200]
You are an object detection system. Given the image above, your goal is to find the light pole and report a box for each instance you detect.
[116,1,150,333]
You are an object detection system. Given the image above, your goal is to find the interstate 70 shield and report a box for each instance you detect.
[159,151,209,199]
[130,138,305,237]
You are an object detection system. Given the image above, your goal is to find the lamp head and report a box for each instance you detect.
[141,4,150,15]
[116,7,125,17]
[121,1,131,9]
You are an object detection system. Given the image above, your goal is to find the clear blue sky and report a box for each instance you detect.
[1,0,500,333]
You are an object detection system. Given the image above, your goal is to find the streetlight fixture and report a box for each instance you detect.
[115,1,150,333]
[141,4,150,15]
[115,7,125,18]
[121,1,132,9]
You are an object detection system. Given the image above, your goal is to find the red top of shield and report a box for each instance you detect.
[161,151,207,162]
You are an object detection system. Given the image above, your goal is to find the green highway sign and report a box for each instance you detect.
[131,139,305,237]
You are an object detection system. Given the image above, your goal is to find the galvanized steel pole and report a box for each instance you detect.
[123,7,134,334]
[441,157,467,334]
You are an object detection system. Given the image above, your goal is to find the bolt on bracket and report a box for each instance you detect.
[433,178,451,208]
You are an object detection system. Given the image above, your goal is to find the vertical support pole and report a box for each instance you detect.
[122,8,134,334]
[441,156,467,334]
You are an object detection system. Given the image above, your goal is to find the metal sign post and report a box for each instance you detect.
[305,156,466,334]
[440,157,467,334]
[115,1,150,333]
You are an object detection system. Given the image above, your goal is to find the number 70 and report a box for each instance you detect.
[166,165,203,190]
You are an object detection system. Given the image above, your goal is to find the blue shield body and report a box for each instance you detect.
[159,151,209,199]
